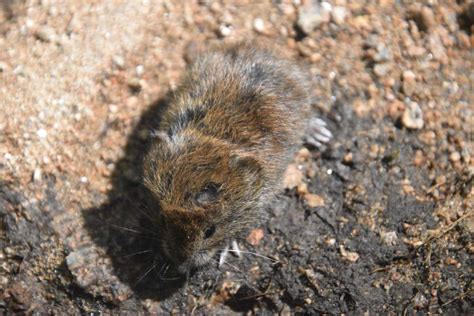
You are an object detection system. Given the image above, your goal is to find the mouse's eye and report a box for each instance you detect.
[204,225,216,239]
[196,183,220,204]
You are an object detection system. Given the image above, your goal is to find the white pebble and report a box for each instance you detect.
[219,24,232,37]
[136,64,145,76]
[33,168,42,183]
[80,176,88,183]
[37,128,47,139]
[253,18,265,33]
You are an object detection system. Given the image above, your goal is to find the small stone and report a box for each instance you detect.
[283,163,304,190]
[0,61,9,72]
[304,194,325,207]
[339,245,359,262]
[34,26,57,43]
[419,6,436,31]
[80,176,88,183]
[297,1,331,34]
[449,151,461,162]
[297,182,308,195]
[428,34,447,62]
[402,70,417,96]
[253,18,266,34]
[331,6,347,25]
[218,24,232,37]
[135,64,144,76]
[373,63,391,77]
[373,44,392,62]
[112,55,125,69]
[413,292,428,309]
[32,168,42,183]
[401,102,424,129]
[37,128,47,139]
[108,104,118,113]
[127,78,142,93]
[343,152,353,164]
[381,231,398,246]
[247,228,264,246]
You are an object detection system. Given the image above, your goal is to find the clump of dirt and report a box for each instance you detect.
[1,1,472,314]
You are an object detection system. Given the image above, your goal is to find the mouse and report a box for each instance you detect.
[143,42,331,273]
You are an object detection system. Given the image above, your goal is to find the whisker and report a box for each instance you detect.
[92,218,163,242]
[222,249,279,263]
[127,221,160,237]
[134,260,158,286]
[157,263,181,281]
[119,249,152,258]
[211,257,244,274]
[125,196,155,222]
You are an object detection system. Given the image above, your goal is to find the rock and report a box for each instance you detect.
[339,245,359,262]
[32,168,42,184]
[37,128,47,139]
[413,292,428,309]
[34,26,57,43]
[218,24,232,37]
[283,163,304,190]
[401,102,424,129]
[304,193,325,207]
[135,64,144,76]
[331,6,347,25]
[297,1,331,34]
[449,151,461,162]
[373,63,391,77]
[374,44,392,62]
[112,55,125,69]
[410,6,436,32]
[419,6,436,31]
[253,18,266,34]
[380,231,398,246]
[246,228,264,246]
[428,33,447,62]
[0,61,9,72]
[402,70,417,96]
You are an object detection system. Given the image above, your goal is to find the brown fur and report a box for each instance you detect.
[143,43,311,271]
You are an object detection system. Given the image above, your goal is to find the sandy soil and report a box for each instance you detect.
[1,0,472,314]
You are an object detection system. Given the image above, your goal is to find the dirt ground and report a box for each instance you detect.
[1,0,473,314]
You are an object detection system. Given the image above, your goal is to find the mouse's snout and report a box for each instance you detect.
[159,206,211,266]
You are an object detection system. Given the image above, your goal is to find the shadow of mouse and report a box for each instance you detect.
[82,94,188,300]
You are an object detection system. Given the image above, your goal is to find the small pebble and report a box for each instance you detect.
[449,151,461,162]
[112,55,125,69]
[253,18,266,34]
[402,70,417,96]
[37,128,47,139]
[135,64,144,76]
[401,102,424,129]
[297,1,331,34]
[218,24,232,37]
[33,168,42,183]
[373,63,391,77]
[34,26,57,43]
[331,6,347,25]
[418,6,436,31]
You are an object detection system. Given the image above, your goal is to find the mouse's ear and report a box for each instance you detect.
[229,153,263,185]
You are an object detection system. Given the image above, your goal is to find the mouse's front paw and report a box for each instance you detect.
[305,117,332,148]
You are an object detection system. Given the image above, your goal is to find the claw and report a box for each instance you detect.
[306,117,332,147]
[219,245,229,267]
[231,240,242,258]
